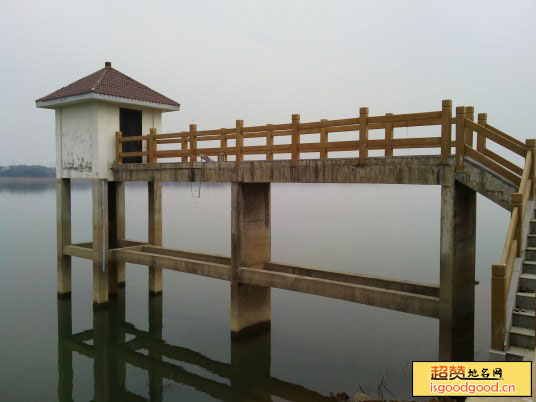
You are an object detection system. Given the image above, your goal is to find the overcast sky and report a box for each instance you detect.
[1,0,534,166]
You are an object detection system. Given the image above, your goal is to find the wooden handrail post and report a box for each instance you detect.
[220,128,227,162]
[149,128,157,164]
[115,131,122,165]
[440,100,452,165]
[359,107,369,164]
[235,120,243,167]
[181,138,186,163]
[320,119,328,160]
[527,139,536,200]
[491,262,507,351]
[465,106,474,147]
[512,193,523,257]
[291,114,300,166]
[477,113,487,153]
[266,124,274,161]
[455,106,466,172]
[190,124,197,166]
[385,113,393,157]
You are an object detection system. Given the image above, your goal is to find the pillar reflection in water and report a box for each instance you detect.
[57,291,332,401]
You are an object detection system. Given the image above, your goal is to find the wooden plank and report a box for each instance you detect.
[441,100,452,164]
[242,123,292,133]
[64,245,94,260]
[465,119,527,157]
[392,118,442,128]
[112,248,232,281]
[291,114,300,165]
[464,145,521,186]
[320,119,328,159]
[266,124,274,161]
[500,207,518,264]
[482,148,523,176]
[485,123,526,149]
[120,151,149,157]
[239,267,439,318]
[384,113,394,157]
[456,107,466,172]
[265,261,438,297]
[120,135,150,142]
[368,111,442,124]
[359,107,368,164]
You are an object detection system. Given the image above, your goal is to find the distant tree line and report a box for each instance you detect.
[0,165,55,178]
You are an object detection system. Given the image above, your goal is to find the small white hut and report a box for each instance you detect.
[36,62,180,180]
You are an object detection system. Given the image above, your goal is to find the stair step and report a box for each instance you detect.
[513,308,536,329]
[519,273,536,290]
[523,260,536,275]
[526,247,536,261]
[509,326,535,349]
[516,292,536,310]
[506,345,532,361]
[528,234,536,247]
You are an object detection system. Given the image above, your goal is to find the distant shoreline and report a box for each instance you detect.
[0,177,56,182]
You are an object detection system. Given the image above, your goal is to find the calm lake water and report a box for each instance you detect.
[0,179,509,401]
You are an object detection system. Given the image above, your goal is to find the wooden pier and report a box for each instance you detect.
[56,100,535,361]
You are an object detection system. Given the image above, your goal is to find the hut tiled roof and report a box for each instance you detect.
[36,62,179,108]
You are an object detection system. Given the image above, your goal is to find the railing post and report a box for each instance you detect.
[512,193,523,257]
[115,131,122,165]
[190,124,197,166]
[527,139,536,200]
[491,263,507,351]
[320,119,328,160]
[440,100,452,165]
[181,137,187,163]
[359,107,368,164]
[149,128,157,164]
[291,114,300,166]
[266,124,274,161]
[455,106,466,172]
[220,128,227,162]
[236,120,243,167]
[464,106,474,147]
[477,113,487,153]
[385,113,393,157]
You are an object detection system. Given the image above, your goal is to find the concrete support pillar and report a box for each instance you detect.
[148,181,163,295]
[149,294,163,402]
[57,298,73,402]
[93,179,109,308]
[107,181,125,296]
[439,178,477,361]
[57,178,71,298]
[231,183,271,338]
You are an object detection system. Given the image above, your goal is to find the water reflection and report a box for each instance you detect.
[57,291,333,402]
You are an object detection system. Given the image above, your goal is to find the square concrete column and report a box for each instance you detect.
[439,178,477,361]
[148,181,163,295]
[107,181,125,294]
[231,183,271,338]
[57,178,71,298]
[93,179,109,308]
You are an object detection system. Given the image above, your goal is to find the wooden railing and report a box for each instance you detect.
[114,100,535,351]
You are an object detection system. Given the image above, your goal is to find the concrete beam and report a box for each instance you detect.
[231,183,271,338]
[439,176,477,360]
[111,248,231,281]
[239,267,439,318]
[148,181,163,295]
[265,261,439,297]
[114,156,446,185]
[92,179,109,308]
[64,245,94,260]
[142,245,231,266]
[57,178,71,298]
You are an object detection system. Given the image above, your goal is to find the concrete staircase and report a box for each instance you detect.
[505,215,536,360]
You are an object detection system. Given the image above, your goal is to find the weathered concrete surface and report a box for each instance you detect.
[456,156,517,210]
[231,183,271,337]
[439,172,477,361]
[57,178,72,298]
[114,155,447,185]
[92,179,109,307]
[148,181,163,295]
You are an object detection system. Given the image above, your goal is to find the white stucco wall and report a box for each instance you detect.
[56,101,163,180]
